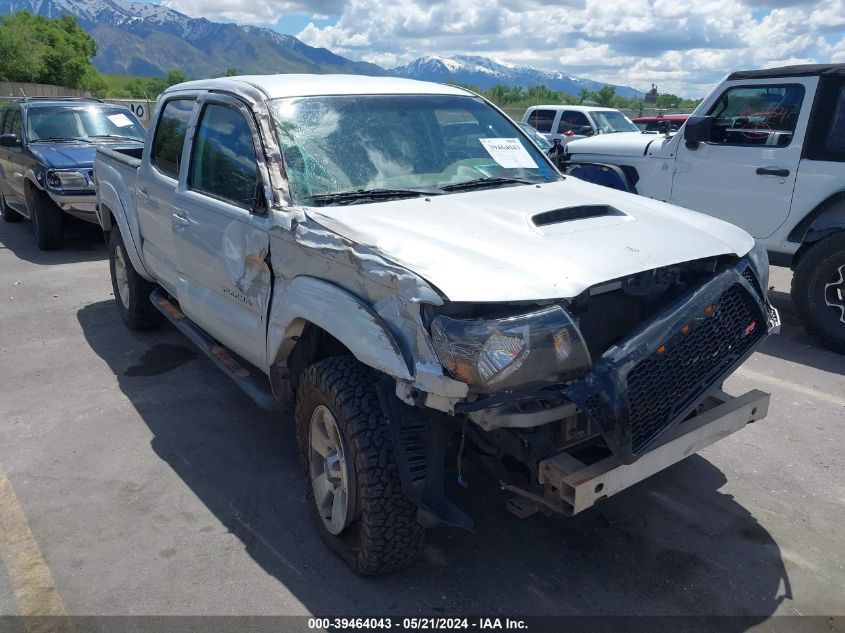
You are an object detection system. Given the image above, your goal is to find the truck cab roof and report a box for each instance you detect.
[165,74,475,100]
[728,63,845,80]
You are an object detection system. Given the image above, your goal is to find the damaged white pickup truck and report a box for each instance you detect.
[94,74,780,575]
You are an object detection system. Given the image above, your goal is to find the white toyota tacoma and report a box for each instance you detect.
[564,64,845,353]
[94,74,779,575]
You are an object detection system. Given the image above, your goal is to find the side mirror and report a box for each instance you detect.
[0,134,19,147]
[683,116,713,144]
[657,120,670,135]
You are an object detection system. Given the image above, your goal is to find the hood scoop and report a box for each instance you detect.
[532,205,624,227]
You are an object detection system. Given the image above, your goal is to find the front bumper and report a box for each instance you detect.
[537,388,769,515]
[47,190,98,222]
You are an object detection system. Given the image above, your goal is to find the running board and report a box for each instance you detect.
[150,289,282,413]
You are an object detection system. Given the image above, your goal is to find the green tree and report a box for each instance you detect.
[224,67,237,77]
[655,93,681,108]
[0,11,104,91]
[594,85,617,107]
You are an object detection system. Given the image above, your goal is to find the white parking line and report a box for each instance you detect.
[735,367,845,407]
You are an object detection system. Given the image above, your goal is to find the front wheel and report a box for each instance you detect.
[791,233,845,354]
[29,188,64,250]
[295,356,424,575]
[108,226,162,330]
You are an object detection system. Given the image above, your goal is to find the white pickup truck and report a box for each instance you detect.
[94,74,778,575]
[564,64,845,353]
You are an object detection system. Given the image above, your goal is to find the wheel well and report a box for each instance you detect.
[99,204,115,243]
[23,178,36,208]
[283,322,353,393]
[788,191,845,246]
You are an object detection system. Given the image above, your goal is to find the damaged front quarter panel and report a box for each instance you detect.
[264,208,467,409]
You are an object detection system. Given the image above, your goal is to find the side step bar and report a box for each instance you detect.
[150,289,282,413]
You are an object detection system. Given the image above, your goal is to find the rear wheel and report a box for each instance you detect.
[108,225,162,330]
[0,193,22,223]
[29,188,64,250]
[791,233,845,354]
[295,356,424,575]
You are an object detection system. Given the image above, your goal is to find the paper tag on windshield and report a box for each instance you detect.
[107,113,134,128]
[479,138,537,169]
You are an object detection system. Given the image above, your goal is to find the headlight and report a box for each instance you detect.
[430,305,591,393]
[747,240,770,292]
[45,170,90,191]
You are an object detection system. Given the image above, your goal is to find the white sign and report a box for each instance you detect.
[479,138,537,169]
[107,113,134,128]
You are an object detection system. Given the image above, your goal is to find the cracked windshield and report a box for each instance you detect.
[270,94,558,205]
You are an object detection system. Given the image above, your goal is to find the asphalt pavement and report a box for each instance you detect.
[0,218,843,630]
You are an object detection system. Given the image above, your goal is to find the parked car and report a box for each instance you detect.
[564,64,845,353]
[95,74,778,575]
[633,114,689,133]
[0,98,145,250]
[521,105,640,144]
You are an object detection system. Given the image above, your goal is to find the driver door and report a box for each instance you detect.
[670,77,817,238]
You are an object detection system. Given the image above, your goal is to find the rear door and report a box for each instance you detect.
[136,97,196,293]
[670,77,816,238]
[171,94,273,369]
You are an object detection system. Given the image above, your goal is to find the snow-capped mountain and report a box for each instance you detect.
[392,55,644,99]
[0,0,385,77]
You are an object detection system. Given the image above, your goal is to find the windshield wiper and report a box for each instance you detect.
[89,134,143,142]
[303,188,442,206]
[30,137,94,144]
[440,177,539,192]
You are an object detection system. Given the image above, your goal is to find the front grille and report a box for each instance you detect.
[626,284,764,455]
[741,266,763,299]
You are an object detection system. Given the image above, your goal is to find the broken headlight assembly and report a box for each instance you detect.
[45,169,90,192]
[430,306,591,393]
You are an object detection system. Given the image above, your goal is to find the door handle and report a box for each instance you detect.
[171,211,190,227]
[755,167,790,177]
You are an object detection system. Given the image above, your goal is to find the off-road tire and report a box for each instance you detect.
[791,232,845,354]
[108,226,162,330]
[0,193,22,223]
[29,188,64,250]
[295,356,424,575]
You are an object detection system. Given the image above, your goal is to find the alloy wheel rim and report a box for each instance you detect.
[824,264,845,325]
[309,404,352,535]
[113,244,130,309]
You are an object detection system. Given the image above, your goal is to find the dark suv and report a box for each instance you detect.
[0,98,145,250]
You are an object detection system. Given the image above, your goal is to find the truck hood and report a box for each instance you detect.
[565,132,663,158]
[28,141,142,169]
[306,178,754,302]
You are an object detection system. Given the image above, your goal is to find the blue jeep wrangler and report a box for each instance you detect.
[0,98,145,250]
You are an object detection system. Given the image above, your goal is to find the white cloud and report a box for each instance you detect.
[170,0,844,96]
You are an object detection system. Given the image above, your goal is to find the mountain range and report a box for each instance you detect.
[0,0,643,98]
[391,55,643,99]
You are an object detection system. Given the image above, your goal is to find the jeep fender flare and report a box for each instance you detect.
[267,275,413,382]
[97,180,155,282]
[788,190,845,245]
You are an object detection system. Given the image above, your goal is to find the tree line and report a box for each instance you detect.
[449,82,701,111]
